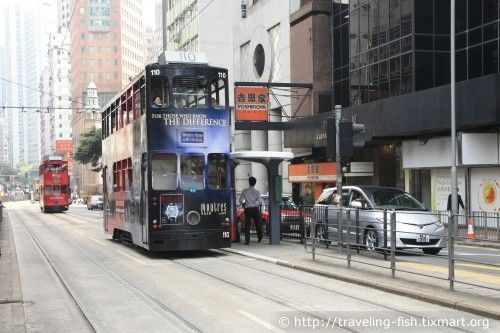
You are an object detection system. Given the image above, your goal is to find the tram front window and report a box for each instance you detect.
[173,76,207,108]
[152,154,177,190]
[208,153,228,190]
[180,154,205,190]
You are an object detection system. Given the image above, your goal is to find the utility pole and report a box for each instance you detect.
[335,105,342,202]
[449,0,457,291]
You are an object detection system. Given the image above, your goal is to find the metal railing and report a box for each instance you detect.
[435,210,500,241]
[305,205,500,292]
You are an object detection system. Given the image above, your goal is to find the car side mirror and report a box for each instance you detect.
[350,200,363,208]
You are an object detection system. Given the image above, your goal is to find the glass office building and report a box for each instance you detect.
[332,0,500,108]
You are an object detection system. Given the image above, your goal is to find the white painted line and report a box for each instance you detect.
[114,249,150,265]
[88,236,107,247]
[72,228,85,236]
[237,310,285,333]
[454,253,500,257]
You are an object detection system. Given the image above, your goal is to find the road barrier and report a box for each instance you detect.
[305,206,500,292]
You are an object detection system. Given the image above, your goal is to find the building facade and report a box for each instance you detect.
[286,0,500,213]
[69,0,144,196]
[232,0,293,198]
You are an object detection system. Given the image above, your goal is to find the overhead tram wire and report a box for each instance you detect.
[0,77,86,108]
[0,106,98,113]
[60,0,82,49]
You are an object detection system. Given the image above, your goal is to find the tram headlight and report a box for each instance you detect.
[187,211,201,226]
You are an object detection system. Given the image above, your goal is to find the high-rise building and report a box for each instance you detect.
[39,32,72,159]
[0,1,56,167]
[69,0,144,196]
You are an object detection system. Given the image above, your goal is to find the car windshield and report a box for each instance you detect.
[364,188,427,211]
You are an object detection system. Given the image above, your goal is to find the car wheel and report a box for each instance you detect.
[364,227,379,252]
[314,223,329,247]
[422,248,441,255]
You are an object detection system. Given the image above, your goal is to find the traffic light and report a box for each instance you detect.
[339,121,366,158]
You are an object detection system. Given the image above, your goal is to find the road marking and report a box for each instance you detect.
[454,253,500,257]
[398,262,500,285]
[114,249,151,265]
[237,310,285,333]
[88,236,107,247]
[72,228,85,236]
[456,262,500,272]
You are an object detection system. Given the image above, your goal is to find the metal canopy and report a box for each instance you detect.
[230,151,294,245]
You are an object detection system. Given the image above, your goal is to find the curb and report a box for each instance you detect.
[221,248,500,320]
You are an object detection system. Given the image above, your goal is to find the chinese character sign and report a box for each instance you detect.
[234,86,269,121]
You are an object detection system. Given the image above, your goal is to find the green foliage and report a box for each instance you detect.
[73,127,102,171]
[17,163,38,176]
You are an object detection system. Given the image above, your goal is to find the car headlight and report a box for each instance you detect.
[434,220,443,228]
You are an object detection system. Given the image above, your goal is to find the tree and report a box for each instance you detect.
[17,163,38,176]
[74,126,102,171]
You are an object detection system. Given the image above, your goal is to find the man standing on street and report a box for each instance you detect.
[239,176,264,245]
[447,188,465,212]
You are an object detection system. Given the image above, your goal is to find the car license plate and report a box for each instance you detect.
[290,224,300,231]
[417,234,429,243]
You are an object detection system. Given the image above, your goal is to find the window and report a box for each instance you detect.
[152,154,177,190]
[208,154,228,190]
[210,78,227,108]
[172,76,208,108]
[150,76,170,108]
[113,158,132,192]
[181,154,205,190]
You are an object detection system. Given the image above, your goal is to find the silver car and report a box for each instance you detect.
[314,186,445,255]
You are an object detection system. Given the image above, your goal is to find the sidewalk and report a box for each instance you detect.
[222,237,500,320]
[0,208,26,332]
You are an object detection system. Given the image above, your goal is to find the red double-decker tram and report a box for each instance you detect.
[39,155,70,213]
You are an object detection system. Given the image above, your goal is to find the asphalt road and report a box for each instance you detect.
[4,201,499,332]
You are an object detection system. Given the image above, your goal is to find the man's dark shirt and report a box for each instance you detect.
[447,194,465,211]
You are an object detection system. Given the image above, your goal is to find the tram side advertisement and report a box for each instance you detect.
[149,111,228,150]
[161,194,184,224]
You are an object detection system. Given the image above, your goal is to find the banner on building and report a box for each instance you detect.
[234,86,269,121]
[288,162,337,183]
[55,139,72,161]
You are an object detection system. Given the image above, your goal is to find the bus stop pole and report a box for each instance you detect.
[267,161,281,245]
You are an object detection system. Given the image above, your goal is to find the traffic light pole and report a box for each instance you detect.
[335,105,342,205]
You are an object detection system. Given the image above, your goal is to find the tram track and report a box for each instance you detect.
[9,210,97,333]
[13,208,203,333]
[24,206,488,333]
[45,209,361,333]
[211,255,478,333]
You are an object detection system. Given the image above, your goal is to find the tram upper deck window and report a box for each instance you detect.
[173,76,207,108]
[180,154,205,190]
[152,154,177,190]
[47,164,63,172]
[210,78,227,108]
[150,77,169,108]
[208,153,228,189]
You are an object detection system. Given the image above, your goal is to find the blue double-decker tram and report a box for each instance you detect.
[101,52,232,251]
